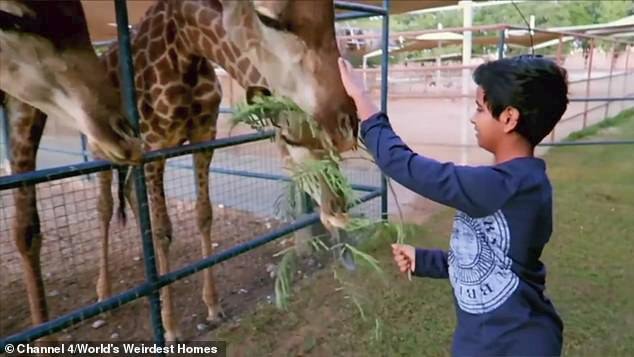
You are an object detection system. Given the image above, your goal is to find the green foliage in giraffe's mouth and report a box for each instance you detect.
[231,95,336,151]
[231,95,356,208]
[231,95,315,135]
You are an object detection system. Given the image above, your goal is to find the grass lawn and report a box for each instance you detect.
[210,108,634,356]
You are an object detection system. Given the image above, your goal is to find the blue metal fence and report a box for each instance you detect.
[0,107,9,174]
[0,0,391,350]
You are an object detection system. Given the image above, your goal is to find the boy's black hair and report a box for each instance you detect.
[473,55,569,146]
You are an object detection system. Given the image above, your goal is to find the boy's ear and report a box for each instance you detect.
[501,106,520,133]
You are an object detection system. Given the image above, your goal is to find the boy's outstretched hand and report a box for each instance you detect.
[338,57,380,121]
[392,244,415,274]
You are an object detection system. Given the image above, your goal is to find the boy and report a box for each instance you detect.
[338,55,569,356]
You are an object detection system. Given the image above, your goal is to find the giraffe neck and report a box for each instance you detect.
[170,0,269,91]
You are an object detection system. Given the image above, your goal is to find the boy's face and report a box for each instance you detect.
[471,87,504,153]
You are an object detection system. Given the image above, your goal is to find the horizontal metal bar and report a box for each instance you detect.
[568,71,633,84]
[508,25,634,45]
[158,213,320,286]
[144,130,274,162]
[157,189,381,285]
[92,39,116,47]
[166,162,380,192]
[209,165,288,181]
[560,103,610,123]
[334,1,387,15]
[0,131,274,190]
[569,97,634,102]
[219,107,233,114]
[0,159,115,190]
[336,11,376,21]
[207,167,380,192]
[538,140,634,147]
[0,189,381,346]
[36,146,91,158]
[0,281,154,345]
[338,23,509,40]
[354,188,382,205]
[32,130,270,164]
[26,146,380,192]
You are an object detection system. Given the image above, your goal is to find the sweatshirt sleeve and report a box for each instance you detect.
[413,248,449,278]
[360,112,519,218]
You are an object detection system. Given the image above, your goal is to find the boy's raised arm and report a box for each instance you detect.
[361,112,517,218]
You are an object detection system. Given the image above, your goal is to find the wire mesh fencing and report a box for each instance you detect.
[0,133,383,342]
[0,174,144,338]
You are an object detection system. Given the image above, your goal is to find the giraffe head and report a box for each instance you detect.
[220,0,361,233]
[0,0,142,164]
[221,0,359,153]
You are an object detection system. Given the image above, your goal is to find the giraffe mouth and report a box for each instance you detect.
[91,138,143,165]
[87,116,143,165]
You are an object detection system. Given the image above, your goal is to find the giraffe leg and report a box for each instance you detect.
[123,171,139,223]
[145,159,181,342]
[96,165,141,303]
[6,98,53,339]
[190,132,224,323]
[96,170,113,301]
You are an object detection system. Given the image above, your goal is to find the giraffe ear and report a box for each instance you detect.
[246,86,272,104]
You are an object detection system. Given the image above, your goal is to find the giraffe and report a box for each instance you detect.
[0,0,142,335]
[95,0,359,341]
[93,0,270,342]
[0,0,142,164]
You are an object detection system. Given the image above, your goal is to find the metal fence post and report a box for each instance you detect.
[556,35,564,66]
[79,133,93,180]
[80,134,90,163]
[583,39,595,129]
[0,106,10,174]
[604,45,616,119]
[302,191,323,252]
[114,0,166,347]
[460,1,473,166]
[380,0,390,219]
[497,28,506,60]
[623,45,631,112]
[551,35,565,143]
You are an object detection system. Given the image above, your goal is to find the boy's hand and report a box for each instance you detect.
[338,57,379,121]
[391,244,415,274]
[338,57,366,100]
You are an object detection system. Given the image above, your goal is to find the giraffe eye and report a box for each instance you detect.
[255,10,291,32]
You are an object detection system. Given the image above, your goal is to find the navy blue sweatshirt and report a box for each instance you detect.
[361,112,563,356]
